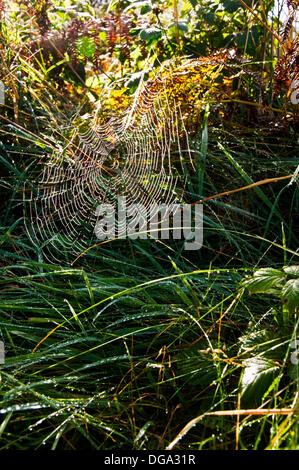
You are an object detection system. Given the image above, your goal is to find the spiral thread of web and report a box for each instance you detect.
[24,58,231,263]
[25,72,188,261]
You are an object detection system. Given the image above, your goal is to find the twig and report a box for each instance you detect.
[167,407,297,450]
[194,174,293,205]
[238,0,282,45]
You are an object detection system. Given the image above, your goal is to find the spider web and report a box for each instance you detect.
[24,59,218,263]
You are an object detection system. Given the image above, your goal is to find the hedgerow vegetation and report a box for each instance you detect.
[0,0,298,450]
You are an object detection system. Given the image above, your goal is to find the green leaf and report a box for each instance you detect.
[283,265,299,278]
[76,37,96,58]
[125,71,145,93]
[129,27,143,36]
[242,268,285,295]
[240,357,280,407]
[239,328,287,360]
[203,12,215,25]
[140,27,162,42]
[99,31,107,41]
[282,279,299,314]
[221,0,241,13]
[168,22,189,32]
[126,0,151,10]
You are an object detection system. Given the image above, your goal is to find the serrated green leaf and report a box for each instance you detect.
[282,279,299,314]
[242,268,284,295]
[283,266,299,278]
[240,357,280,407]
[239,328,287,358]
